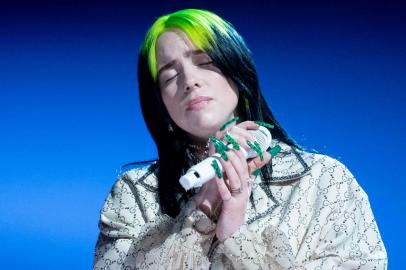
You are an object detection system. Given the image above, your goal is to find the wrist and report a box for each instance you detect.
[216,217,245,242]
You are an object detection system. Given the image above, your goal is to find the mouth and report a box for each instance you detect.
[186,96,213,111]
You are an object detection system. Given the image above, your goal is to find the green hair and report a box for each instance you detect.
[140,9,231,81]
[137,8,301,217]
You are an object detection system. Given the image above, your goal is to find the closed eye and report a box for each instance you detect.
[165,74,178,83]
[198,61,213,66]
[164,61,214,84]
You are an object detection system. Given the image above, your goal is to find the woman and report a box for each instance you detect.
[94,9,387,269]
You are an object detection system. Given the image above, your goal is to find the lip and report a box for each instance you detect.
[186,96,213,111]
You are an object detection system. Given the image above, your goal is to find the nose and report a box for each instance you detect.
[183,67,202,92]
[185,82,201,91]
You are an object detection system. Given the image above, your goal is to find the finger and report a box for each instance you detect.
[232,146,249,174]
[217,132,252,184]
[217,118,239,138]
[229,127,256,147]
[208,140,216,155]
[215,176,232,201]
[216,121,258,145]
[216,120,258,140]
[219,152,242,191]
[223,132,248,151]
[248,151,272,175]
[232,148,253,193]
[219,116,239,132]
[215,128,231,142]
[233,147,256,188]
[236,120,260,130]
[225,131,254,153]
[226,149,250,190]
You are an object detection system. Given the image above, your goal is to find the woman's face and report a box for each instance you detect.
[156,30,239,143]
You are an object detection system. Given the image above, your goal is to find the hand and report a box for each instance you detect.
[194,120,272,242]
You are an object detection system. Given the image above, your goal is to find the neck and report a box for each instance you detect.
[186,139,210,163]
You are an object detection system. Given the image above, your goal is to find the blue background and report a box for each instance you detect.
[0,0,404,269]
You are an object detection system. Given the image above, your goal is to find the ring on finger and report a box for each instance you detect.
[230,187,242,194]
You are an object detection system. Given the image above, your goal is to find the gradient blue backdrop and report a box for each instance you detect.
[0,0,404,269]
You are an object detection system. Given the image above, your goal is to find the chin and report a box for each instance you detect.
[190,126,217,138]
[181,112,231,138]
[185,124,219,142]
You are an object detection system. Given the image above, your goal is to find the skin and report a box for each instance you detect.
[156,30,271,242]
[156,30,239,143]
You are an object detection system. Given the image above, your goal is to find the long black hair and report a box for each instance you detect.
[137,9,300,217]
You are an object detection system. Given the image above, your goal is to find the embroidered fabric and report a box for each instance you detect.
[93,141,387,269]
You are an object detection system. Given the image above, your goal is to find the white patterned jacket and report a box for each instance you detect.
[94,140,387,269]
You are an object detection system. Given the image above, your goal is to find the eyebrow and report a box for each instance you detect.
[157,49,206,78]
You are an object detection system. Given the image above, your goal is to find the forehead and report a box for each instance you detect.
[156,30,197,66]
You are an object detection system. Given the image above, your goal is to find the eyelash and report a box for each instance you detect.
[199,61,214,66]
[164,61,214,83]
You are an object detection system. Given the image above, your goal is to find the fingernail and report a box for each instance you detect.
[255,120,274,129]
[251,169,261,177]
[224,133,240,150]
[220,116,239,131]
[211,160,222,178]
[247,140,263,161]
[210,136,230,161]
[221,151,228,161]
[268,145,281,157]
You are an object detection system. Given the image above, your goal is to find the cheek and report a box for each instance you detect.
[161,91,182,122]
[218,79,239,105]
[160,84,176,100]
[161,93,173,113]
[161,83,178,105]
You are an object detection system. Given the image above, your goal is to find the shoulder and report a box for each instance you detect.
[117,161,159,192]
[103,161,159,211]
[299,151,369,205]
[303,152,357,185]
[100,161,161,230]
[271,140,368,202]
[302,151,353,177]
[273,140,359,184]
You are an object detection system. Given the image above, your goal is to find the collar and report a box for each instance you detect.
[124,140,312,190]
[267,139,312,183]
